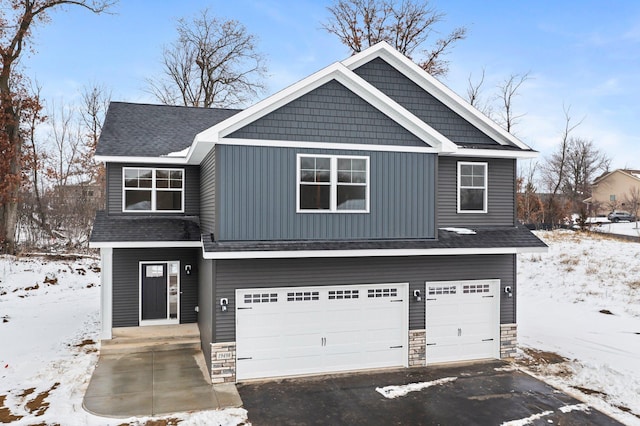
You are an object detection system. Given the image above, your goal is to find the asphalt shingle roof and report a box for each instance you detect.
[96,102,242,157]
[90,211,201,242]
[202,226,547,253]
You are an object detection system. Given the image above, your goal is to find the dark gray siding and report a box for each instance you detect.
[353,58,497,146]
[200,149,216,234]
[216,145,436,240]
[198,257,214,369]
[437,157,516,227]
[112,248,199,327]
[228,80,426,147]
[211,254,515,342]
[106,163,200,216]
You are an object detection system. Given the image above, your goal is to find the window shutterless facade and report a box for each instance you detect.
[123,167,184,212]
[457,161,488,213]
[297,154,369,213]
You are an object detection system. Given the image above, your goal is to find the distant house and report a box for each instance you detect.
[584,169,640,215]
[89,42,547,384]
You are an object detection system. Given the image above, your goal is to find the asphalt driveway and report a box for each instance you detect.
[238,360,622,426]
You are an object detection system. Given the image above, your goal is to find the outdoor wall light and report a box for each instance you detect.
[413,289,422,302]
[504,286,513,298]
[220,298,229,312]
[185,264,192,275]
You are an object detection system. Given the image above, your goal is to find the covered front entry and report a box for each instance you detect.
[426,279,500,364]
[235,283,408,381]
[139,261,180,326]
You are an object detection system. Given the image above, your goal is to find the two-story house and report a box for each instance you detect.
[89,42,547,384]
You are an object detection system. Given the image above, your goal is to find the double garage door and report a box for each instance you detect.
[236,283,408,381]
[235,280,500,381]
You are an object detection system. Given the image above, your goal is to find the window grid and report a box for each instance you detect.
[244,293,278,304]
[428,286,457,295]
[287,291,320,302]
[328,289,359,300]
[462,284,490,294]
[458,162,487,213]
[123,168,184,212]
[367,288,398,298]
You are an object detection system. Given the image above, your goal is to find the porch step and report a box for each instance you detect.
[100,324,201,355]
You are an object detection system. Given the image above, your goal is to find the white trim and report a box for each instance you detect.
[296,154,370,213]
[139,261,180,326]
[203,246,548,260]
[457,161,488,214]
[89,241,203,249]
[445,148,538,159]
[216,138,440,153]
[95,155,189,165]
[342,42,532,151]
[100,248,113,340]
[122,167,185,213]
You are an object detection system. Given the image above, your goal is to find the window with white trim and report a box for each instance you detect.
[123,168,184,212]
[458,162,487,213]
[297,155,369,212]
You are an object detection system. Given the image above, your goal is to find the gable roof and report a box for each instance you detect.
[593,169,640,185]
[96,102,241,160]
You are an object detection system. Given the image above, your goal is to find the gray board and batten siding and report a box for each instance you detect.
[200,148,216,235]
[198,257,214,365]
[207,254,516,343]
[112,248,199,327]
[105,163,201,216]
[437,157,516,228]
[353,57,499,147]
[212,144,436,241]
[228,79,428,147]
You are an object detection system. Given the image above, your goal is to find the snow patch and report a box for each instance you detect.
[164,147,190,157]
[375,377,457,399]
[500,410,553,426]
[559,403,590,413]
[440,227,476,235]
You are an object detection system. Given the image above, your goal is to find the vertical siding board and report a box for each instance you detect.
[212,254,515,342]
[112,248,199,327]
[200,149,216,234]
[216,146,436,241]
[437,157,515,227]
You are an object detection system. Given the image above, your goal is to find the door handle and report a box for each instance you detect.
[458,328,461,337]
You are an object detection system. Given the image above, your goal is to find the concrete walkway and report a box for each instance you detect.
[83,348,242,418]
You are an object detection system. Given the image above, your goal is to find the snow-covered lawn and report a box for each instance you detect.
[518,230,640,425]
[590,220,640,238]
[2,231,640,425]
[0,255,247,425]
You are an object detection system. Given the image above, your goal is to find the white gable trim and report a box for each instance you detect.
[203,246,548,260]
[342,42,532,151]
[443,148,538,159]
[216,138,440,153]
[190,61,457,163]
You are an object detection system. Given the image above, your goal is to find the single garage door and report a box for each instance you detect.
[236,283,408,381]
[426,279,500,364]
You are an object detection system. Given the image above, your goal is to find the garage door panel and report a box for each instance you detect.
[426,280,499,365]
[236,283,408,381]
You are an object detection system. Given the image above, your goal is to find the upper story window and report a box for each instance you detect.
[457,161,487,213]
[123,167,184,212]
[297,154,369,213]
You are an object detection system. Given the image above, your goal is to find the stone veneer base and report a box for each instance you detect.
[210,342,236,384]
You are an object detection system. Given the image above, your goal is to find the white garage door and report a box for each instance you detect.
[426,280,500,364]
[236,283,408,381]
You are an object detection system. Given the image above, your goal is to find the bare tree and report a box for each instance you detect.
[465,68,493,117]
[496,72,530,133]
[516,161,544,224]
[322,0,466,76]
[147,9,267,108]
[0,0,114,254]
[562,137,610,205]
[625,187,640,229]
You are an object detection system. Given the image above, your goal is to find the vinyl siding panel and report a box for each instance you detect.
[437,157,516,227]
[112,248,199,327]
[353,58,497,146]
[200,149,216,234]
[228,80,427,147]
[216,145,436,240]
[211,254,515,342]
[106,163,200,216]
[198,257,214,368]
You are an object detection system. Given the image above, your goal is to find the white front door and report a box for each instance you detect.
[426,280,500,364]
[236,283,408,381]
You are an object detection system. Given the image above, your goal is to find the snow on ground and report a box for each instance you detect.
[0,254,248,426]
[590,220,640,238]
[518,230,640,425]
[375,377,457,399]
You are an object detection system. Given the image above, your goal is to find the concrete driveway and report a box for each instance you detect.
[238,361,622,425]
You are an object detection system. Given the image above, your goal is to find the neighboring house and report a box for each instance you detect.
[89,42,547,384]
[584,169,640,216]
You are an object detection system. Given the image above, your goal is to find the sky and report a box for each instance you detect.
[19,0,640,171]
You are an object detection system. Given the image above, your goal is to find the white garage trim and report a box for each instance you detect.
[235,283,409,381]
[425,279,500,364]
